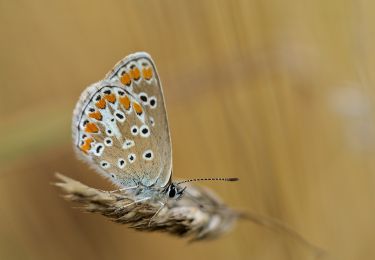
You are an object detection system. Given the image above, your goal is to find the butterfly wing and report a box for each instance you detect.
[72,52,172,188]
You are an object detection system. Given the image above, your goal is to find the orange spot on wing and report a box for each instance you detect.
[131,67,140,80]
[88,111,102,121]
[85,122,99,133]
[105,93,116,103]
[95,98,106,109]
[80,138,94,154]
[133,102,143,115]
[142,68,153,80]
[120,73,131,86]
[120,95,131,110]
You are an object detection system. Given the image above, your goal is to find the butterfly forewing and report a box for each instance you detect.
[73,52,172,188]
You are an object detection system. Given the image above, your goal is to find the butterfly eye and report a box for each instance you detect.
[168,185,176,198]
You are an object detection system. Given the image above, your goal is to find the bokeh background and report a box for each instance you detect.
[1,0,375,259]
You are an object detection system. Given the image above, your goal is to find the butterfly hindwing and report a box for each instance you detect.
[73,52,172,188]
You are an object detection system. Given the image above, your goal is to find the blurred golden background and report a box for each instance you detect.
[1,0,375,259]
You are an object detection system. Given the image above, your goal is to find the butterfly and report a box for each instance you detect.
[72,52,237,210]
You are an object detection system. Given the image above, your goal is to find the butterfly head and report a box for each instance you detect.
[165,177,239,200]
[165,182,186,200]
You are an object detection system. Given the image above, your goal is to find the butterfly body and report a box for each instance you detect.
[125,182,185,204]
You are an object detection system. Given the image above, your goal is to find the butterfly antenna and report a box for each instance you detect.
[177,177,239,185]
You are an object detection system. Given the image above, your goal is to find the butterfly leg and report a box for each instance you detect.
[98,185,138,194]
[109,185,138,193]
[148,201,166,226]
[116,197,151,212]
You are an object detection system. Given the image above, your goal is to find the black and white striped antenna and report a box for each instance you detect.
[177,177,239,185]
